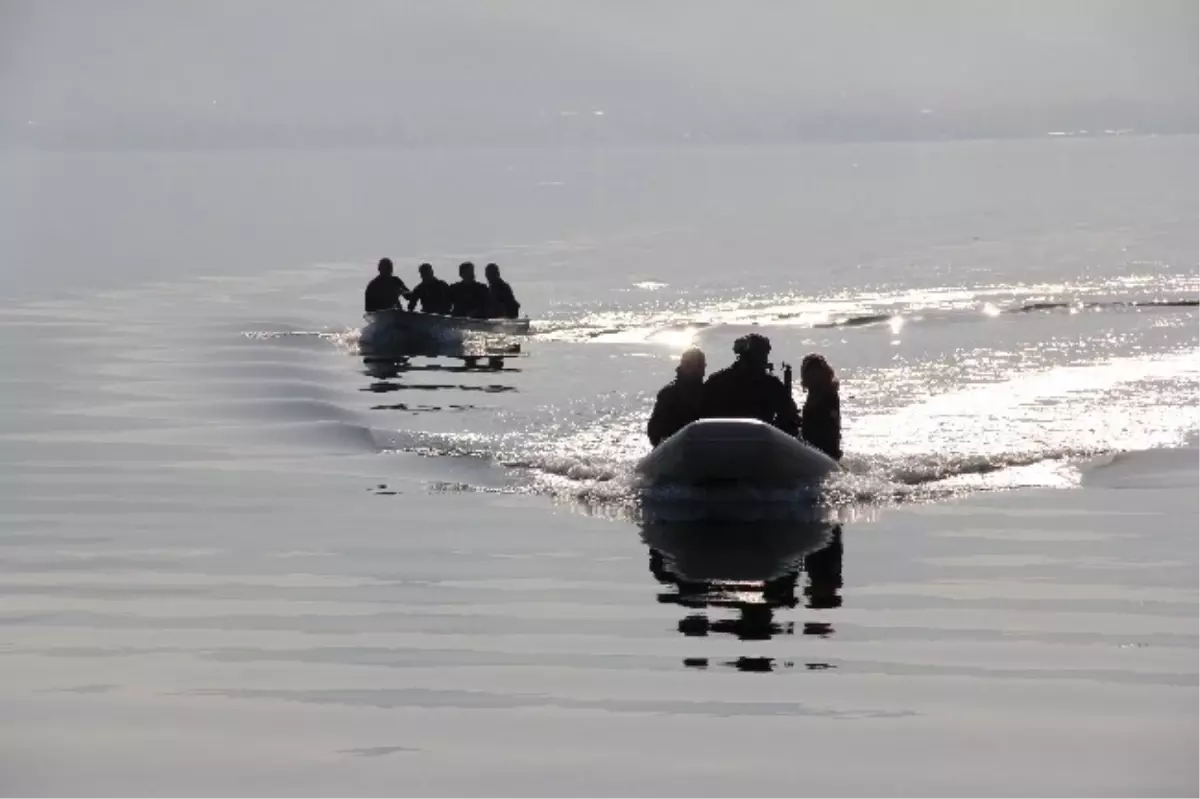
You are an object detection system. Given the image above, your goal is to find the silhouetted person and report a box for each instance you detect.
[484,262,521,319]
[701,334,800,435]
[647,347,706,446]
[799,353,843,461]
[407,262,452,314]
[364,258,409,313]
[448,261,492,318]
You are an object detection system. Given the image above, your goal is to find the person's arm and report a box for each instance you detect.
[775,380,801,437]
[647,388,671,446]
[828,393,843,460]
[474,284,491,318]
[407,284,421,311]
[698,376,719,419]
[484,285,502,319]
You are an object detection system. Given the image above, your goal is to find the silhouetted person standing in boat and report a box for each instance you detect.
[407,262,452,314]
[448,261,492,318]
[701,334,800,436]
[484,262,521,319]
[364,258,409,313]
[647,347,706,447]
[799,353,843,461]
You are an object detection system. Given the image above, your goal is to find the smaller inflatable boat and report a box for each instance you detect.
[360,308,530,358]
[363,308,530,339]
[635,418,841,487]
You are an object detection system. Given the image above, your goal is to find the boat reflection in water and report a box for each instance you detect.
[639,498,844,673]
[358,327,525,409]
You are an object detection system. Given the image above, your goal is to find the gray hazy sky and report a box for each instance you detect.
[2,0,1196,145]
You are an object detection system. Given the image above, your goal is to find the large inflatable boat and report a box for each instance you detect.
[635,418,841,487]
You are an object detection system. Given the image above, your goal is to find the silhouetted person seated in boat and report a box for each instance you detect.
[484,262,521,319]
[700,333,800,436]
[407,262,452,315]
[799,353,843,461]
[647,347,706,446]
[364,258,410,313]
[448,261,492,319]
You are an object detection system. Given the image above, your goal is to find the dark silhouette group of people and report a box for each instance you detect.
[365,258,521,319]
[647,333,843,461]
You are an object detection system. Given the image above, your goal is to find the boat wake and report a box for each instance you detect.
[379,421,1110,519]
[532,274,1198,345]
[225,270,1195,521]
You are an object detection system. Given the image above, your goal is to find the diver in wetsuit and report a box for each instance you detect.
[647,347,706,447]
[407,263,452,314]
[364,258,410,313]
[798,353,843,461]
[700,334,800,436]
[448,261,492,318]
[484,263,521,319]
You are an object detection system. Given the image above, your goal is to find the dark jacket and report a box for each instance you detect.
[487,278,521,319]
[647,375,704,446]
[449,279,492,318]
[365,275,409,313]
[801,386,842,461]
[407,277,452,314]
[700,361,800,436]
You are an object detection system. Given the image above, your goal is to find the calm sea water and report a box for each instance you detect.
[1,136,1196,795]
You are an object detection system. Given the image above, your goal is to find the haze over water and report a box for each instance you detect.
[1,2,1197,796]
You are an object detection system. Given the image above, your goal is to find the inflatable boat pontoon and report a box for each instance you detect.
[635,418,840,487]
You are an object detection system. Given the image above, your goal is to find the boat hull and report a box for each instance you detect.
[360,308,530,358]
[635,418,840,486]
[363,308,530,337]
